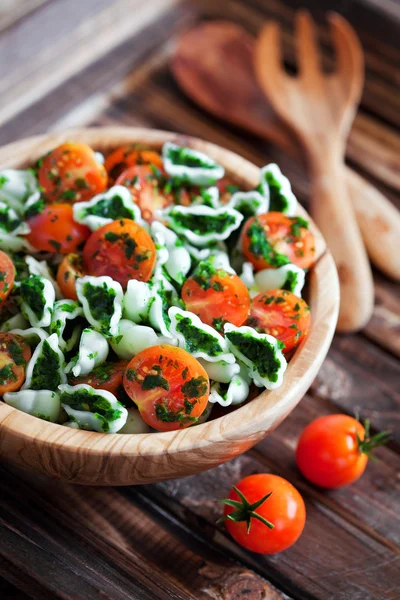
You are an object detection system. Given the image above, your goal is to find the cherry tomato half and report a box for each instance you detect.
[182,263,251,331]
[0,251,15,307]
[115,165,173,222]
[217,176,239,205]
[123,345,209,432]
[57,253,86,300]
[296,415,390,488]
[0,333,31,394]
[104,145,164,182]
[247,290,311,354]
[242,213,316,271]
[221,474,306,554]
[25,204,91,254]
[83,219,156,288]
[37,142,107,203]
[69,360,128,396]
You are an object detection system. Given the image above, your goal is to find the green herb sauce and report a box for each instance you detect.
[171,211,236,236]
[30,340,62,390]
[226,331,283,383]
[86,195,133,220]
[60,388,123,433]
[282,270,298,292]
[20,276,46,320]
[83,281,116,333]
[257,171,289,212]
[181,376,208,399]
[175,314,222,357]
[167,146,217,169]
[0,363,17,386]
[246,219,289,267]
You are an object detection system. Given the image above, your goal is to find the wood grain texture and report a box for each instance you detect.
[0,1,399,599]
[255,13,374,332]
[0,127,338,486]
[0,464,287,600]
[195,0,400,191]
[0,0,180,128]
[172,20,400,281]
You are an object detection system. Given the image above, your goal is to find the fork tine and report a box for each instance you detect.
[328,12,364,102]
[295,10,322,78]
[255,22,288,99]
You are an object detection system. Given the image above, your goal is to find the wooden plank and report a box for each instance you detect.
[1,23,398,365]
[146,435,400,600]
[0,0,49,33]
[0,466,287,600]
[364,275,400,358]
[311,335,400,443]
[145,393,400,552]
[0,2,195,146]
[255,395,400,548]
[0,577,30,600]
[0,0,399,192]
[0,0,181,130]
[194,0,400,189]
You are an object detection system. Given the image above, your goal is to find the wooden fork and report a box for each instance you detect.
[255,11,374,332]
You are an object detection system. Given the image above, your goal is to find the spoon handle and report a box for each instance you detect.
[345,168,400,281]
[310,153,374,332]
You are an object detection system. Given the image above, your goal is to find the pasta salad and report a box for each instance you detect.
[0,141,315,434]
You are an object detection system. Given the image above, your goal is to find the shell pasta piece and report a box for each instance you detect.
[224,323,287,390]
[76,275,123,337]
[59,383,127,433]
[169,307,235,364]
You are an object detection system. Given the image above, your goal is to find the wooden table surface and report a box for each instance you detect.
[0,1,399,599]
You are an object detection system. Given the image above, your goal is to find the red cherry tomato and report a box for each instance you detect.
[296,415,390,489]
[0,333,31,394]
[247,289,311,354]
[242,213,316,271]
[83,218,156,288]
[104,145,164,182]
[217,176,239,204]
[123,345,209,432]
[0,251,15,307]
[69,360,128,396]
[37,142,107,203]
[181,263,251,331]
[221,474,306,554]
[56,253,86,300]
[25,204,91,254]
[115,165,173,222]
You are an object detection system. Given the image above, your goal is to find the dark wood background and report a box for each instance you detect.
[0,1,399,598]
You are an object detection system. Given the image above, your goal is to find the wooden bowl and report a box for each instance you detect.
[0,127,339,485]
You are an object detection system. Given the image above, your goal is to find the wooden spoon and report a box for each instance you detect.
[255,12,373,332]
[172,21,400,282]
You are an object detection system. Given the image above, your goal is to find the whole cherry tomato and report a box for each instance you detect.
[123,345,209,432]
[182,262,250,332]
[25,204,91,254]
[37,142,107,203]
[296,415,390,488]
[242,212,316,271]
[220,474,306,554]
[0,251,15,307]
[83,218,156,288]
[217,176,239,204]
[247,290,310,353]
